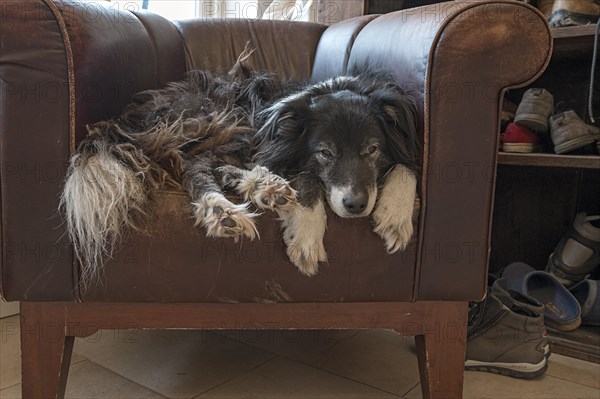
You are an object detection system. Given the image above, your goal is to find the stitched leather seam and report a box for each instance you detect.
[42,0,79,301]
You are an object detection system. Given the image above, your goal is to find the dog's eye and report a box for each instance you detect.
[319,149,334,158]
[366,145,379,155]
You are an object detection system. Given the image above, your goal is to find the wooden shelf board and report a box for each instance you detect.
[498,152,600,169]
[551,24,598,57]
[552,25,598,39]
[547,326,600,364]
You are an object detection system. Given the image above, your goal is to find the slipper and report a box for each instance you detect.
[501,262,581,331]
[570,280,600,327]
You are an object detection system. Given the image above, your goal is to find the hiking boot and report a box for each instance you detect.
[501,122,542,153]
[549,0,600,27]
[466,290,548,379]
[492,278,545,315]
[514,88,555,132]
[491,278,550,358]
[547,213,600,286]
[550,110,600,154]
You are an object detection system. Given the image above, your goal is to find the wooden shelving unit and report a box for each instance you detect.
[493,24,600,364]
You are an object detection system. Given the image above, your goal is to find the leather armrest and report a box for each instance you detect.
[0,0,186,300]
[344,1,551,300]
[0,0,327,301]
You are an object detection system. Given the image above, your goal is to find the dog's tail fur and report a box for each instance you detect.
[60,129,152,286]
[61,48,281,286]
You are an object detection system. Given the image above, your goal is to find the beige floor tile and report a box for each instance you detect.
[0,360,166,399]
[0,384,20,399]
[228,328,418,396]
[311,330,420,396]
[73,329,276,399]
[546,354,600,389]
[263,329,419,396]
[197,356,398,399]
[1,316,21,390]
[221,328,360,364]
[404,371,600,399]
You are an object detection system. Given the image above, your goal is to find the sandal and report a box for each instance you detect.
[502,262,581,331]
[570,279,600,327]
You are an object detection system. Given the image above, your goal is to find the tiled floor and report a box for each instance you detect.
[1,315,599,399]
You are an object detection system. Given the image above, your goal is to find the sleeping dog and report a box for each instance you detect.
[62,54,419,282]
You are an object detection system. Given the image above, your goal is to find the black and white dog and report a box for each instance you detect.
[62,53,419,282]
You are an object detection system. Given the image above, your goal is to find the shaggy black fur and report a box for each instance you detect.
[64,51,420,280]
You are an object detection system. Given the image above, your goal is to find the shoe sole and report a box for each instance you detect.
[554,135,597,154]
[465,357,548,379]
[502,143,539,153]
[514,113,549,132]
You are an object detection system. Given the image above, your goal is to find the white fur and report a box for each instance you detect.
[279,200,327,276]
[192,192,258,241]
[61,146,147,286]
[235,165,297,211]
[326,185,377,218]
[372,164,417,253]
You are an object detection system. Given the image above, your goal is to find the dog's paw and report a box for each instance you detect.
[373,207,413,253]
[372,164,417,253]
[193,193,258,241]
[280,201,327,276]
[284,229,327,277]
[237,166,298,211]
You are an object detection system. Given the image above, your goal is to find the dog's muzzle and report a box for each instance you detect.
[327,186,377,218]
[342,191,368,214]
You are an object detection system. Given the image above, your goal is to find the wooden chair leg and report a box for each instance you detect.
[415,301,468,399]
[21,303,74,399]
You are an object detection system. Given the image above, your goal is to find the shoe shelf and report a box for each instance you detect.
[552,24,598,58]
[493,21,600,363]
[498,24,600,170]
[498,152,600,169]
[547,327,600,364]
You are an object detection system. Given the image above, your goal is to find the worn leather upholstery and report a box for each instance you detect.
[175,18,327,80]
[0,0,551,302]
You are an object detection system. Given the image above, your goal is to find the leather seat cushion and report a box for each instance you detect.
[80,191,420,303]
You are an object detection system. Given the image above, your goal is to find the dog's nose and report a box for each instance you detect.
[343,192,368,214]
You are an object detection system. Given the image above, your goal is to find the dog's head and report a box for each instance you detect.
[254,74,419,218]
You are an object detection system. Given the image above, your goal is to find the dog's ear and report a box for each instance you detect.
[370,87,420,173]
[253,94,311,174]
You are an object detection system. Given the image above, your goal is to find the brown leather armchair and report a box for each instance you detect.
[0,0,551,398]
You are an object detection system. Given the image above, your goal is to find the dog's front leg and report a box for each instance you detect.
[183,157,258,241]
[278,176,327,276]
[373,164,417,253]
[217,166,326,275]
